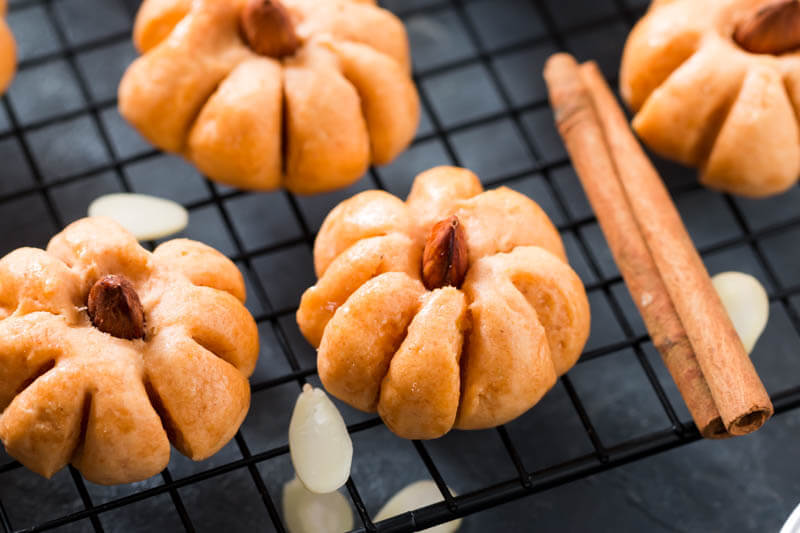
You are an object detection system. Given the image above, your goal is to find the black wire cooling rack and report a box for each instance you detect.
[3,0,800,531]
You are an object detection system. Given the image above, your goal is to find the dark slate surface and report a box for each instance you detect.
[1,0,800,532]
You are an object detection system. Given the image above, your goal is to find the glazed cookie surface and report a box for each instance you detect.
[0,217,259,485]
[621,0,800,197]
[119,0,419,194]
[297,167,591,439]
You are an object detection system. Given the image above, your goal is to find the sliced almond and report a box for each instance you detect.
[282,476,353,533]
[375,480,462,533]
[288,384,353,494]
[88,193,188,241]
[712,271,769,354]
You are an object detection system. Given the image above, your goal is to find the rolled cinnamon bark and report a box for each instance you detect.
[580,61,773,435]
[544,53,773,436]
[544,54,726,438]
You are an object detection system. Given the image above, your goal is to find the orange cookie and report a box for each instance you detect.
[297,167,591,439]
[119,0,419,194]
[621,0,800,197]
[0,217,259,485]
[0,0,16,93]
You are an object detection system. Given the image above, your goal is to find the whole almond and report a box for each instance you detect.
[87,275,145,340]
[422,216,468,290]
[240,0,300,58]
[734,0,800,55]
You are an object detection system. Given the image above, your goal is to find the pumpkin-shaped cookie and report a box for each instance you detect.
[620,0,800,197]
[297,167,591,439]
[0,217,259,485]
[0,0,16,93]
[119,0,419,194]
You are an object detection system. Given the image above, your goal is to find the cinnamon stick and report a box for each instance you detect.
[543,54,726,438]
[544,53,773,436]
[580,61,773,435]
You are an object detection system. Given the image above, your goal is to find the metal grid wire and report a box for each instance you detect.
[2,0,800,531]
